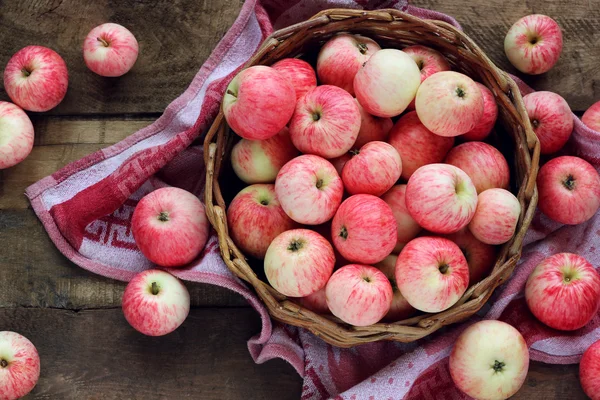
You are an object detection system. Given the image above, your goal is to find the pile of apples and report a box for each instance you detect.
[224,14,600,400]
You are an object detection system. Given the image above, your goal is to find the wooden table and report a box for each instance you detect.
[0,1,597,398]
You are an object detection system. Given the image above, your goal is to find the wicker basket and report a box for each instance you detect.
[203,8,540,347]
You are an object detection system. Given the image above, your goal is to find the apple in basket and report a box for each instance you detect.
[387,111,454,180]
[415,71,484,137]
[468,188,521,245]
[523,91,573,154]
[316,33,381,95]
[326,264,393,326]
[83,23,139,77]
[341,141,402,196]
[354,48,421,118]
[525,253,600,331]
[395,236,469,313]
[122,269,191,336]
[0,102,34,169]
[504,14,563,75]
[450,320,529,399]
[405,164,478,234]
[132,187,209,267]
[462,83,499,141]
[0,331,40,399]
[582,100,600,132]
[402,45,451,110]
[536,156,600,225]
[272,58,317,101]
[227,184,296,259]
[444,142,510,194]
[3,45,68,112]
[442,228,496,285]
[352,101,393,149]
[374,255,416,321]
[294,287,329,315]
[380,184,421,253]
[223,65,296,140]
[580,339,600,400]
[264,229,335,297]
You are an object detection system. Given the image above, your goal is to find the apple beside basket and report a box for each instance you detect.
[202,8,540,347]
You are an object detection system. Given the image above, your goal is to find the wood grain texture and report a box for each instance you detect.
[0,307,301,400]
[0,0,243,115]
[412,0,600,111]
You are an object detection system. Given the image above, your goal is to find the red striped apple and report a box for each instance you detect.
[132,187,209,267]
[3,45,68,112]
[0,331,40,400]
[354,49,421,117]
[331,194,396,264]
[525,253,600,331]
[230,127,298,184]
[461,83,498,141]
[468,188,520,245]
[223,66,295,140]
[537,156,600,225]
[326,264,392,326]
[396,236,469,312]
[122,269,190,336]
[294,287,329,315]
[83,23,139,77]
[316,34,380,95]
[272,58,317,101]
[402,45,450,110]
[375,255,416,321]
[381,185,421,253]
[415,71,484,137]
[388,111,454,180]
[450,320,529,399]
[580,339,600,399]
[504,14,562,75]
[0,102,34,169]
[443,228,496,285]
[406,164,478,234]
[582,100,600,132]
[264,229,335,297]
[329,152,352,176]
[342,141,401,196]
[275,155,343,225]
[523,91,573,154]
[353,101,393,149]
[289,85,360,158]
[227,184,296,259]
[444,141,510,194]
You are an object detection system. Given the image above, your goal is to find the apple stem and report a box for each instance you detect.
[417,60,425,70]
[357,42,368,54]
[438,263,450,274]
[157,211,169,222]
[312,112,321,121]
[260,199,269,206]
[455,87,466,98]
[0,359,7,368]
[339,226,348,240]
[21,68,31,78]
[492,360,505,372]
[287,239,304,252]
[349,149,360,156]
[151,281,160,295]
[362,276,372,283]
[563,174,576,191]
[226,89,237,98]
[97,37,110,47]
[316,178,324,189]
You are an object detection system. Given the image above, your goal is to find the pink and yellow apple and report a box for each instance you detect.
[415,71,484,137]
[272,58,317,101]
[289,85,360,158]
[223,66,295,140]
[380,185,421,253]
[537,156,600,225]
[227,184,296,259]
[83,23,139,77]
[388,111,454,180]
[0,331,40,400]
[523,91,573,154]
[354,49,421,117]
[264,229,335,297]
[396,236,469,312]
[316,34,380,95]
[132,187,209,267]
[443,228,496,285]
[353,101,393,149]
[402,45,450,110]
[331,194,397,264]
[582,100,600,132]
[275,155,343,225]
[580,339,600,400]
[525,253,600,331]
[468,188,521,245]
[326,264,392,326]
[406,164,478,234]
[374,255,416,321]
[0,102,34,169]
[3,45,68,112]
[444,141,510,193]
[341,141,402,196]
[230,127,298,184]
[461,83,498,141]
[450,320,529,399]
[504,14,562,75]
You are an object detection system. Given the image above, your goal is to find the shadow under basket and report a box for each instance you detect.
[203,8,540,348]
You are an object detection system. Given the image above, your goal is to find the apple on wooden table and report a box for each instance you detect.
[0,102,34,169]
[83,23,139,77]
[0,331,40,400]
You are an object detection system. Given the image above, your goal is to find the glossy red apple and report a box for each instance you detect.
[0,101,34,169]
[461,83,499,141]
[341,141,401,196]
[0,331,40,400]
[582,100,600,132]
[523,91,573,154]
[580,339,600,400]
[272,58,317,101]
[83,23,139,77]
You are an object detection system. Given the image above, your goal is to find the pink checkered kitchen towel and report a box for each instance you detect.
[25,1,600,399]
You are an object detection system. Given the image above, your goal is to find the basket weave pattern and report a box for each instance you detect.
[203,9,540,347]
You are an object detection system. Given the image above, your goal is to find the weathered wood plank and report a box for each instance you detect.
[0,307,301,400]
[0,0,244,115]
[412,0,600,111]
